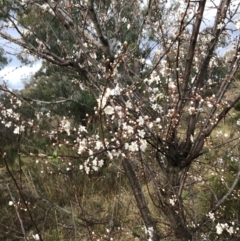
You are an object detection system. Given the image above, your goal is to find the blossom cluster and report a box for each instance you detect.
[0,0,240,239]
[216,222,237,235]
[79,157,104,174]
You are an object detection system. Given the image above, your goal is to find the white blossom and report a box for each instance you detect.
[5,122,12,128]
[216,223,223,234]
[122,123,134,134]
[92,157,98,167]
[41,3,55,15]
[140,58,146,64]
[188,107,196,115]
[207,211,215,221]
[227,226,234,235]
[107,151,113,160]
[13,125,25,134]
[98,159,104,167]
[138,129,145,138]
[21,29,30,36]
[79,125,88,133]
[6,108,13,116]
[104,105,114,115]
[126,100,132,108]
[137,116,144,126]
[169,195,177,206]
[144,226,154,241]
[144,71,160,85]
[111,84,121,96]
[97,96,107,109]
[128,141,139,152]
[139,139,147,152]
[16,99,22,106]
[125,142,138,152]
[217,22,224,29]
[60,119,71,135]
[85,166,90,175]
[95,141,103,150]
[207,101,213,108]
[169,199,175,206]
[32,234,40,240]
[216,223,230,235]
[77,138,87,154]
[168,81,176,89]
[122,17,127,23]
[236,21,240,30]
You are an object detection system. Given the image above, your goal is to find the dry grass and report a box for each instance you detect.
[0,155,149,240]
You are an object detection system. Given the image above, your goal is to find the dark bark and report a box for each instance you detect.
[122,158,160,241]
[163,164,192,241]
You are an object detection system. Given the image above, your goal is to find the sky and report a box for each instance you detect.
[0,27,42,90]
[0,0,238,89]
[0,56,41,89]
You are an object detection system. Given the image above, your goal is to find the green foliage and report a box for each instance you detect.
[21,62,96,124]
[0,48,8,69]
[52,150,58,163]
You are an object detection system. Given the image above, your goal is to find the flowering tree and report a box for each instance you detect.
[1,0,240,240]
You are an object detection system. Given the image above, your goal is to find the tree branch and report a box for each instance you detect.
[122,158,160,241]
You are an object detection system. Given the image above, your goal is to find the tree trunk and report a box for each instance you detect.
[163,204,192,241]
[122,158,161,241]
[163,164,193,241]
